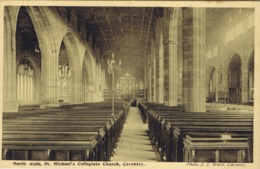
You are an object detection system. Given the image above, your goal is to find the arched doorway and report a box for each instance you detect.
[228,54,242,104]
[16,7,41,105]
[248,50,254,104]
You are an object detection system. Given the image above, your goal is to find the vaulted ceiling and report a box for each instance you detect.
[77,7,162,79]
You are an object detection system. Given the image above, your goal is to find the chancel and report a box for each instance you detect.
[2,6,254,162]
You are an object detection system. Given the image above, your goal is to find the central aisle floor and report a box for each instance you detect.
[112,107,161,162]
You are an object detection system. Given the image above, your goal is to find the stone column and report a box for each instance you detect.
[241,64,248,103]
[26,7,59,108]
[100,69,105,101]
[158,27,164,103]
[3,10,18,112]
[148,67,152,101]
[215,69,219,102]
[40,47,59,107]
[88,83,95,102]
[168,39,178,106]
[182,8,206,112]
[151,39,156,102]
[144,54,147,101]
[167,8,179,106]
[82,70,87,102]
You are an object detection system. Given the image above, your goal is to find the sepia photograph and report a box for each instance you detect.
[0,1,259,169]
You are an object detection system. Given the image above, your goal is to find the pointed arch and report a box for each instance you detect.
[3,6,58,111]
[59,31,81,104]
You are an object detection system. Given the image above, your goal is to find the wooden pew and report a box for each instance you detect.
[160,120,252,162]
[172,127,253,162]
[2,139,98,161]
[141,103,253,162]
[2,102,128,161]
[248,137,253,162]
[149,112,252,153]
[3,132,99,161]
[183,135,248,162]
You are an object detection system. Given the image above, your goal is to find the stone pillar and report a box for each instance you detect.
[40,47,59,107]
[167,8,179,106]
[153,50,156,102]
[144,55,147,101]
[3,11,18,112]
[100,69,105,101]
[151,39,156,102]
[82,70,87,103]
[96,63,100,101]
[25,7,59,108]
[88,83,95,102]
[215,69,219,102]
[241,64,248,103]
[158,27,164,103]
[168,39,178,106]
[182,8,206,112]
[148,68,152,101]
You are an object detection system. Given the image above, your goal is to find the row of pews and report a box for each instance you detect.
[138,102,253,163]
[2,102,130,161]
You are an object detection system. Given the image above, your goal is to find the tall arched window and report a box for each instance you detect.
[57,64,71,102]
[17,59,34,101]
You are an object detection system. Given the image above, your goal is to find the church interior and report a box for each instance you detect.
[2,6,254,162]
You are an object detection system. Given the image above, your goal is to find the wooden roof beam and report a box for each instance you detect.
[105,14,117,48]
[90,7,109,48]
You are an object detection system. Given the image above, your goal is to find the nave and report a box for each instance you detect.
[112,107,160,162]
[2,5,255,164]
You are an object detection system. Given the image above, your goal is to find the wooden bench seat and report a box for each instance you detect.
[139,103,253,162]
[2,102,129,161]
[3,120,116,160]
[183,135,248,162]
[139,102,253,163]
[3,139,98,161]
[150,114,252,146]
[171,127,253,162]
[157,120,252,161]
